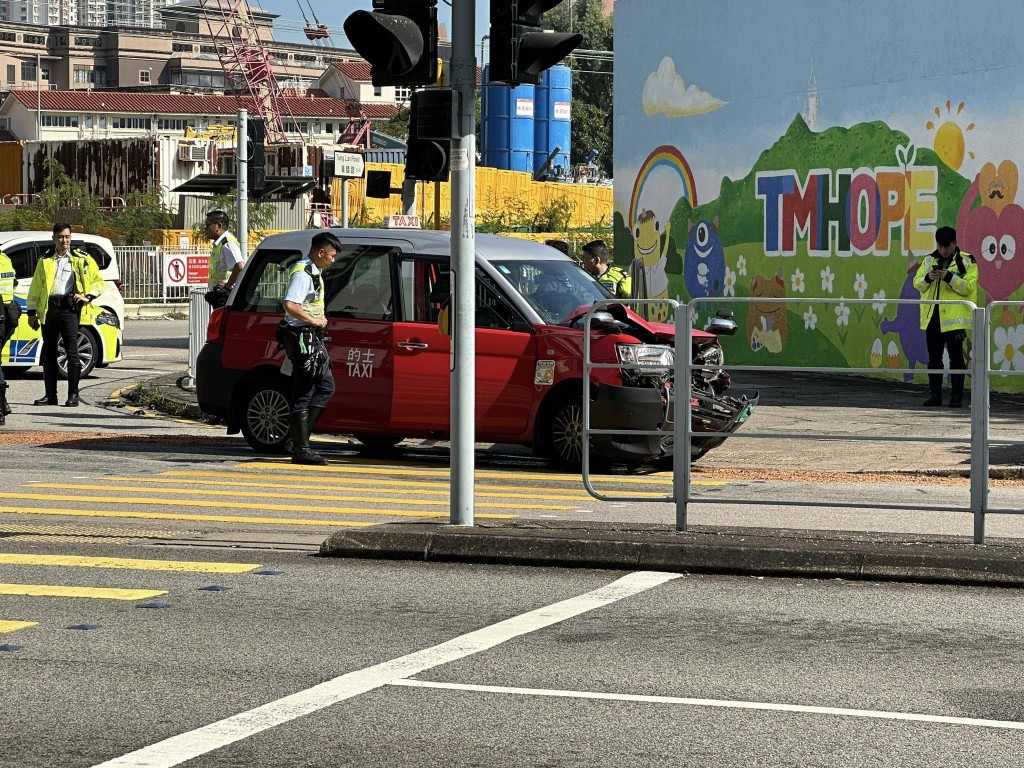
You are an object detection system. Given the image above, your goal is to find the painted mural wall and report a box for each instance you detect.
[613,0,1024,391]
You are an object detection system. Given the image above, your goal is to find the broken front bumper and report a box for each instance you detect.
[589,382,758,462]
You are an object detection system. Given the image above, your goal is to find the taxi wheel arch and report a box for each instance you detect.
[237,372,291,454]
[534,380,597,469]
[56,327,100,379]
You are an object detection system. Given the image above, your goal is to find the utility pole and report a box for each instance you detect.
[236,108,248,263]
[450,0,477,525]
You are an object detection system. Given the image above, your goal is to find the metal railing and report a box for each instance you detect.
[114,245,207,302]
[581,296,1016,545]
[182,288,212,391]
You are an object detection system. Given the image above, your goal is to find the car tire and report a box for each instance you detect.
[57,328,99,379]
[545,391,586,469]
[240,377,290,454]
[354,434,404,454]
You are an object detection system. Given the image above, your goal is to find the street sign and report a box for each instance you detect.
[333,152,366,179]
[163,252,209,288]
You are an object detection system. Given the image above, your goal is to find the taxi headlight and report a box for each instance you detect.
[616,343,674,368]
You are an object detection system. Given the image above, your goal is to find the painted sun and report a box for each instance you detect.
[926,100,975,172]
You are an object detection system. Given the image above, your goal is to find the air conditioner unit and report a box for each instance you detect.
[178,144,206,162]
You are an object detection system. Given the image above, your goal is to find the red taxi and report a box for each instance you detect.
[195,229,756,466]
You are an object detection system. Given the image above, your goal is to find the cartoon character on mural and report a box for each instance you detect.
[684,218,726,300]
[879,267,931,381]
[631,209,672,321]
[747,269,788,353]
[957,160,1024,318]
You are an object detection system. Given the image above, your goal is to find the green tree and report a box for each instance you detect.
[190,193,277,244]
[375,107,410,142]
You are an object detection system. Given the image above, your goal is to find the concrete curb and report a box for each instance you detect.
[124,304,189,320]
[319,522,1024,587]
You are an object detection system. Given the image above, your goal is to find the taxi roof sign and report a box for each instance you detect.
[382,214,421,229]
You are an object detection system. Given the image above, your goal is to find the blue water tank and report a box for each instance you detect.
[533,65,572,179]
[481,65,535,173]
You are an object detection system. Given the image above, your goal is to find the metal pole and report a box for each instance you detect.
[236,108,248,262]
[450,0,476,526]
[341,178,349,227]
[36,54,41,142]
[676,301,691,531]
[970,305,989,544]
[401,177,417,217]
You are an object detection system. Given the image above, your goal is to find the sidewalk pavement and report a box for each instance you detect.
[125,303,190,320]
[142,368,1024,587]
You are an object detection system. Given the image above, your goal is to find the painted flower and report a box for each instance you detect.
[993,324,1024,371]
[821,265,835,293]
[835,299,850,327]
[723,266,737,297]
[854,272,868,299]
[872,290,887,314]
[803,307,817,330]
[790,268,806,294]
[736,254,747,276]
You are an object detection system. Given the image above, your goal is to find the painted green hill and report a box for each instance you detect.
[674,113,970,248]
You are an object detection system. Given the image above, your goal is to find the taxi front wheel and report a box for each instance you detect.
[240,378,290,454]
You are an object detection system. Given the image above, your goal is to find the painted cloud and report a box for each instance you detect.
[643,57,724,117]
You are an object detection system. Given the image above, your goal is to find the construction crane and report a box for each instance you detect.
[197,0,306,144]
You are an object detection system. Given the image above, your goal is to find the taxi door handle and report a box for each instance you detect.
[397,341,429,350]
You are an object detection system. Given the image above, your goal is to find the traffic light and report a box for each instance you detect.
[246,118,266,197]
[405,89,451,182]
[344,0,439,87]
[488,0,582,86]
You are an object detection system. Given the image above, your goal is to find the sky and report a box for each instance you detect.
[256,0,492,50]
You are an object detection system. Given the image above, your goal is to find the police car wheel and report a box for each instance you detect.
[56,329,99,380]
[240,379,290,454]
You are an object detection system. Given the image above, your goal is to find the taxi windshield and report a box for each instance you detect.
[490,259,612,324]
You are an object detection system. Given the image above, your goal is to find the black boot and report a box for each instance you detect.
[66,363,81,407]
[923,374,943,406]
[2,383,10,415]
[307,404,325,433]
[949,377,965,408]
[289,410,327,466]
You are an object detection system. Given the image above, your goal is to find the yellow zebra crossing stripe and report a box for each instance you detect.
[0,584,166,600]
[25,484,560,512]
[0,493,514,519]
[0,506,375,527]
[104,475,678,499]
[0,554,260,573]
[0,620,37,633]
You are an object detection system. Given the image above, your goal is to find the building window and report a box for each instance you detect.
[325,123,333,134]
[139,70,151,84]
[41,68,49,82]
[21,62,37,81]
[373,86,382,97]
[158,118,195,131]
[111,116,152,130]
[5,64,14,85]
[73,66,106,85]
[41,115,79,128]
[395,86,411,102]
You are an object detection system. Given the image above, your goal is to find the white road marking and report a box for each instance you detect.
[390,679,1024,732]
[90,570,679,768]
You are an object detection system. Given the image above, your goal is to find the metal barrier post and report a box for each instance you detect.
[971,305,990,544]
[675,302,693,532]
[182,288,211,391]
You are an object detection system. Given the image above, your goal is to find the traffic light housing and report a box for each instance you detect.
[488,0,582,86]
[405,90,451,182]
[246,118,266,197]
[344,0,439,87]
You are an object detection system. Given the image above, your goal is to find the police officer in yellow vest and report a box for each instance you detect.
[205,209,245,304]
[0,248,17,424]
[278,232,342,465]
[913,225,978,408]
[581,239,631,298]
[26,224,105,408]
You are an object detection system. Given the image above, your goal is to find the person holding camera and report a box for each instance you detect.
[913,225,978,407]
